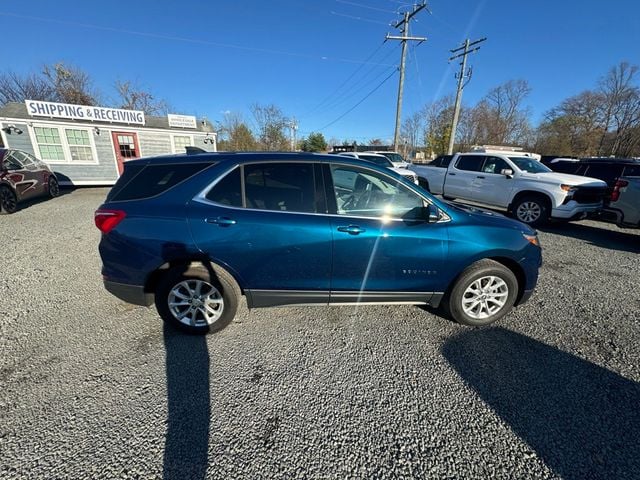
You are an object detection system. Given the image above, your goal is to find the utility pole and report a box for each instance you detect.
[289,118,298,151]
[447,37,486,155]
[386,2,428,151]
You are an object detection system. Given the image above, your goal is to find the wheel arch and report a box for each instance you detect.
[509,190,553,212]
[144,258,244,296]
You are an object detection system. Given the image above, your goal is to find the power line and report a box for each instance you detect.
[335,0,397,14]
[316,68,397,131]
[0,11,395,67]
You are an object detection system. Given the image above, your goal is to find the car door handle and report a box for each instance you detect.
[476,175,485,179]
[337,225,366,235]
[448,172,456,176]
[206,217,237,226]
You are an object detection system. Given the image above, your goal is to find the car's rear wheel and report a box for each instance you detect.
[0,186,17,214]
[441,259,518,326]
[48,177,60,198]
[155,264,240,334]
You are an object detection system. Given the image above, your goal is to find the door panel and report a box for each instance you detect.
[445,155,485,199]
[473,156,515,207]
[112,132,141,175]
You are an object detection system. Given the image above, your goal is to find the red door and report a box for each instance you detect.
[112,132,141,175]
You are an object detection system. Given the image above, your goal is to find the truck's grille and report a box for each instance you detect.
[572,186,607,204]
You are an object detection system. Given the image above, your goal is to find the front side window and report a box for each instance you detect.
[455,155,484,172]
[244,163,317,213]
[330,164,424,219]
[482,156,510,174]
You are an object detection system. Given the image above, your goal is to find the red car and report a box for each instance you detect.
[0,148,60,214]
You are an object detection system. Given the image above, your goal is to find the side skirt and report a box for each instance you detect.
[246,290,444,309]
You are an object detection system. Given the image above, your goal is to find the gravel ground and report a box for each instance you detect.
[0,188,639,480]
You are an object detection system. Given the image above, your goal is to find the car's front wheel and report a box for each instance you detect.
[155,264,240,334]
[0,186,17,214]
[442,259,518,326]
[512,195,549,227]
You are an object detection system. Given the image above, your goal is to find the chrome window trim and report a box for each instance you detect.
[193,161,451,223]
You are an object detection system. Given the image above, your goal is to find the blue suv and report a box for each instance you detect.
[95,152,541,334]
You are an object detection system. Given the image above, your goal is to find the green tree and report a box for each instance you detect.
[301,132,327,152]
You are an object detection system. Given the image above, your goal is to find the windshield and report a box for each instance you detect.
[509,157,552,174]
[360,154,394,168]
[381,152,405,164]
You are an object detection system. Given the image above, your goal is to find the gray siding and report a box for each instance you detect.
[2,123,34,153]
[138,131,172,157]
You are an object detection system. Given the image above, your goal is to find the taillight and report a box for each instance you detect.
[610,179,629,202]
[94,209,126,234]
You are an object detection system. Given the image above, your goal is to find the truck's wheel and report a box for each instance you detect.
[441,259,518,327]
[417,177,430,192]
[512,195,549,227]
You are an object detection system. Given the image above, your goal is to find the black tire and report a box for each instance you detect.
[511,195,549,227]
[0,185,17,214]
[442,195,456,201]
[418,177,430,192]
[48,176,60,198]
[155,263,240,334]
[441,259,518,327]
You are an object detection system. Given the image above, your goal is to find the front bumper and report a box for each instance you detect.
[104,279,153,306]
[551,201,602,220]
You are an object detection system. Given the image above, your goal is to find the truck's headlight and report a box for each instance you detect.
[560,184,577,192]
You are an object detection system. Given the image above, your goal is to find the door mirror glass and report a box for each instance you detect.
[427,204,441,223]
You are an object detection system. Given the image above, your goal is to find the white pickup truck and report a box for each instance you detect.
[410,152,608,226]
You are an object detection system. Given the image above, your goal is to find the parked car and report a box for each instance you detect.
[334,152,418,184]
[598,175,640,228]
[410,151,608,226]
[364,150,411,169]
[96,152,542,335]
[544,157,640,201]
[0,148,59,214]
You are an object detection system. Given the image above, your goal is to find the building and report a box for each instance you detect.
[0,100,217,185]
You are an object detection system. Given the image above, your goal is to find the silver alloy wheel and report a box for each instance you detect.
[168,279,224,327]
[461,275,509,320]
[516,201,542,223]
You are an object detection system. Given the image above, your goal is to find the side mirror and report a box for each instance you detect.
[422,204,440,223]
[501,168,514,178]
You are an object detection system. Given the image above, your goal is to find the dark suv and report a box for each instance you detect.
[96,152,542,334]
[0,148,60,213]
[544,157,640,201]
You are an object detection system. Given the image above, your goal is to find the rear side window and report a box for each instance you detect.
[623,164,640,177]
[455,155,484,172]
[206,167,242,207]
[108,163,209,202]
[244,163,317,213]
[584,164,625,185]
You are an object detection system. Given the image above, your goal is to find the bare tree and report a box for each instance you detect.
[250,103,289,151]
[43,62,99,105]
[0,71,56,106]
[422,95,455,156]
[114,80,169,115]
[401,112,423,159]
[474,79,532,145]
[597,62,640,156]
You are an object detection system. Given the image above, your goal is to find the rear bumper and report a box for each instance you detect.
[104,279,153,306]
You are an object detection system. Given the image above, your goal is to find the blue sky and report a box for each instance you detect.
[1,0,639,144]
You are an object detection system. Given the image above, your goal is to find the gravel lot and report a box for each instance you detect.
[1,187,639,480]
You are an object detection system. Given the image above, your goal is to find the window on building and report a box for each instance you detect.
[66,129,94,162]
[34,127,65,161]
[33,126,96,163]
[173,135,192,153]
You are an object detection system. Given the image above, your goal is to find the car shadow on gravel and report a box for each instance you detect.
[163,323,210,479]
[538,221,640,254]
[10,186,76,213]
[442,327,640,479]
